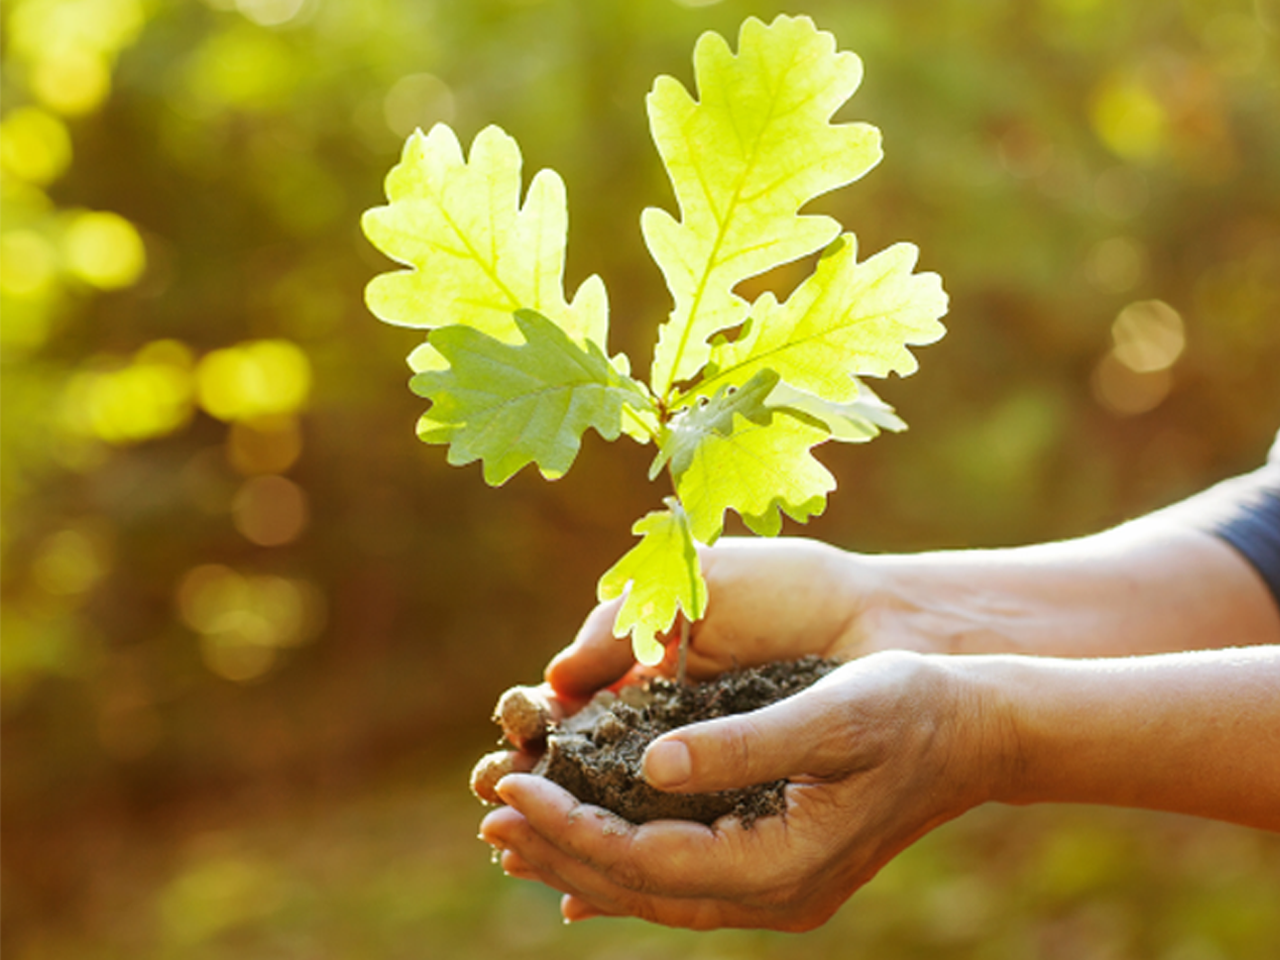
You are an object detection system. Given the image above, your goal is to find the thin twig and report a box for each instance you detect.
[677,617,690,687]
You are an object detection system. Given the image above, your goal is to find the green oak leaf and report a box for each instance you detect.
[362,124,608,349]
[674,410,836,544]
[767,379,906,443]
[644,15,882,397]
[598,500,707,665]
[699,235,948,405]
[411,309,652,485]
[739,492,831,538]
[649,368,778,480]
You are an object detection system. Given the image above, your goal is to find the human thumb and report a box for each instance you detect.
[642,688,842,794]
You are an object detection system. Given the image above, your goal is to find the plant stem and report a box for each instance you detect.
[677,617,690,687]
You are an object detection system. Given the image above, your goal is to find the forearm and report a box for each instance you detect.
[855,519,1280,658]
[951,647,1280,830]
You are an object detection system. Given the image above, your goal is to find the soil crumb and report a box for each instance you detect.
[533,656,840,826]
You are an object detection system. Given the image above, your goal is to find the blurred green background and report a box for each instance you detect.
[3,0,1279,957]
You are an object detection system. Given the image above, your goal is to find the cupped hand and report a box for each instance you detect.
[481,650,995,930]
[545,537,910,702]
[481,538,880,782]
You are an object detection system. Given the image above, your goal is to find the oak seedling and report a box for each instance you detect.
[362,15,947,674]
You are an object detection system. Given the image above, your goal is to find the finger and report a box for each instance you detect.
[488,776,866,933]
[643,682,849,793]
[493,774,791,900]
[499,848,546,883]
[484,802,653,918]
[500,848,617,915]
[499,849,629,922]
[561,894,617,923]
[470,748,540,804]
[545,598,640,699]
[488,799,760,929]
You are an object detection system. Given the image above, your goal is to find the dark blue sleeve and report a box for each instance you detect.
[1162,433,1280,613]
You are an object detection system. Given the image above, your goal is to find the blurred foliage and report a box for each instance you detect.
[2,0,1278,956]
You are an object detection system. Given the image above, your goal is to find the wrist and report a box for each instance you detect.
[851,523,1280,660]
[847,552,1038,657]
[942,649,1280,827]
[829,651,1008,816]
[925,654,1019,812]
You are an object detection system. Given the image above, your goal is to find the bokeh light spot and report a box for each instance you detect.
[177,565,244,636]
[1111,299,1185,373]
[236,0,307,27]
[1092,353,1172,416]
[0,606,86,697]
[201,635,276,682]
[1090,76,1168,161]
[7,0,145,114]
[232,474,309,547]
[59,340,195,445]
[227,414,303,476]
[1085,236,1147,294]
[63,210,147,289]
[177,564,325,682]
[196,340,312,422]
[0,230,59,298]
[32,47,111,115]
[383,73,456,139]
[32,527,110,596]
[181,26,299,114]
[0,107,72,185]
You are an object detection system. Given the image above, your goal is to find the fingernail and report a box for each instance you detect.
[644,739,691,788]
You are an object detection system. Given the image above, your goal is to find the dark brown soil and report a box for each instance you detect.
[533,656,840,825]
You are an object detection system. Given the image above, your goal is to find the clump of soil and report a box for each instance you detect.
[476,656,840,826]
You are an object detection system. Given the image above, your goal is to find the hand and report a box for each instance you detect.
[481,650,993,930]
[545,537,916,702]
[475,537,895,801]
